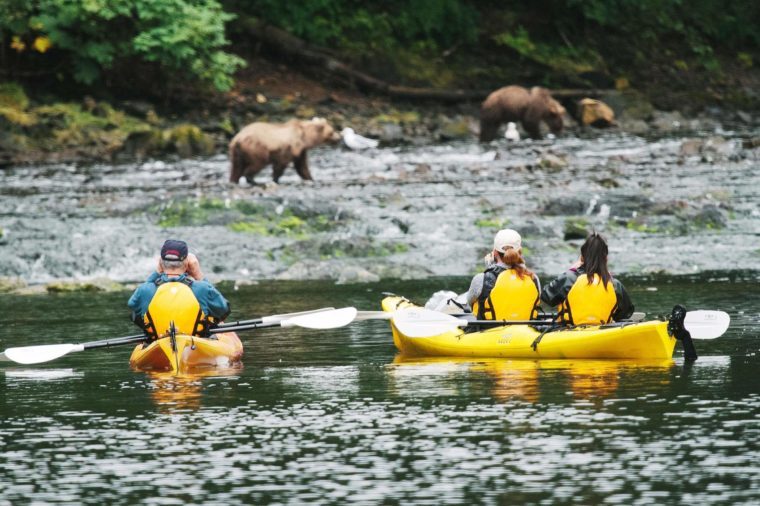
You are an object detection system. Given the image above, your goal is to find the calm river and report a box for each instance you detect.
[1,275,758,504]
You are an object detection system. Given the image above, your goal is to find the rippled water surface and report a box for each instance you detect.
[1,276,759,504]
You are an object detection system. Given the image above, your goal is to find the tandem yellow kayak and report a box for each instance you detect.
[129,332,243,374]
[382,296,679,359]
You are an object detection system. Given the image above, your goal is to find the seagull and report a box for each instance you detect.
[341,127,379,150]
[504,122,520,141]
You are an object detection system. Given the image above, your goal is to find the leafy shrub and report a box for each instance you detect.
[1,0,244,91]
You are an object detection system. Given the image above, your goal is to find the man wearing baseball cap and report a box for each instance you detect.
[465,228,542,320]
[128,239,230,339]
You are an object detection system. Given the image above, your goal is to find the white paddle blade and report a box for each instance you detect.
[1,344,85,365]
[684,310,730,339]
[281,307,358,329]
[392,308,466,338]
[260,307,336,325]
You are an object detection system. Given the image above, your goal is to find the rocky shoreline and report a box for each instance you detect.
[2,77,758,169]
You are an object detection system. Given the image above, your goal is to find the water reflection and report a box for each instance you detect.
[4,368,85,382]
[143,367,242,412]
[390,356,675,402]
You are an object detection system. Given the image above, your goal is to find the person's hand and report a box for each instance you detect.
[483,252,495,267]
[186,253,204,280]
[570,256,583,270]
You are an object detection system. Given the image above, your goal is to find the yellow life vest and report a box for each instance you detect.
[560,273,618,325]
[473,268,540,320]
[144,281,207,338]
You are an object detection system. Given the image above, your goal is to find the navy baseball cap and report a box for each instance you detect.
[160,240,188,261]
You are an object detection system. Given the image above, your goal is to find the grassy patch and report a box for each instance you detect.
[157,197,344,238]
[475,217,509,229]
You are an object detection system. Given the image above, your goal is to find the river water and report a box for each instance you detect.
[1,274,758,504]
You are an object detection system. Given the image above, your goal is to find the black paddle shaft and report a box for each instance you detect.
[209,320,283,334]
[82,333,147,350]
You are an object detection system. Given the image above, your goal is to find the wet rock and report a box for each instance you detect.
[680,136,735,159]
[438,117,472,140]
[336,266,380,284]
[120,129,164,160]
[736,111,752,124]
[564,218,590,240]
[379,123,405,143]
[46,277,125,293]
[537,153,567,171]
[0,277,26,293]
[680,139,703,157]
[692,204,728,229]
[165,124,215,158]
[578,98,615,127]
[598,194,655,219]
[650,110,685,132]
[540,197,587,216]
[618,118,650,136]
[742,137,760,149]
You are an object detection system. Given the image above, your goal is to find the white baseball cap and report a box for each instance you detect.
[493,228,521,253]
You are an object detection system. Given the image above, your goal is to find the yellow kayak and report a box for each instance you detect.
[382,296,678,359]
[129,332,243,374]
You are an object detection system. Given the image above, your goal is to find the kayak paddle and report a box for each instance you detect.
[0,307,358,365]
[391,307,730,339]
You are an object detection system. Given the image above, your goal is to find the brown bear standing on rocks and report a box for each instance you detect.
[479,85,566,142]
[229,117,341,183]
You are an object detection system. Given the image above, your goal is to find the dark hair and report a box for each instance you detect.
[580,232,611,287]
[496,248,533,279]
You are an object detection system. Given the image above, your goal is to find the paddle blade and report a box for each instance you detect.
[260,307,336,325]
[392,308,465,338]
[685,310,730,339]
[1,344,85,365]
[281,307,358,329]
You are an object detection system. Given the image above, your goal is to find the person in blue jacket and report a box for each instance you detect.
[128,240,230,339]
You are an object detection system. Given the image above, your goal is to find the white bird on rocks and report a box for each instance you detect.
[504,122,520,141]
[341,127,379,150]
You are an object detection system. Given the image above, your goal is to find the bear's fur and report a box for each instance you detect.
[229,118,341,183]
[479,85,566,142]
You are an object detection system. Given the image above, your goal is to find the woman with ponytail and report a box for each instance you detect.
[466,229,542,320]
[541,233,633,325]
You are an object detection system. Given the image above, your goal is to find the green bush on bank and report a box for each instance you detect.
[0,0,244,92]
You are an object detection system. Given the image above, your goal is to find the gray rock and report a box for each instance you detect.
[537,153,567,171]
[692,204,727,229]
[379,123,405,143]
[541,197,587,216]
[336,266,380,284]
[736,111,752,124]
[650,111,685,132]
[619,118,650,136]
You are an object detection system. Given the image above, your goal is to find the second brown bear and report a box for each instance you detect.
[480,85,566,142]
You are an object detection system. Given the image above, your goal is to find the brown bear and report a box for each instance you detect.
[229,117,341,183]
[479,85,566,142]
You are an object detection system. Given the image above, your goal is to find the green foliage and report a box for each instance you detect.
[493,26,603,74]
[228,0,479,60]
[1,0,244,91]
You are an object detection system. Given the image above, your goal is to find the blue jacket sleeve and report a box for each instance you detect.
[193,281,231,321]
